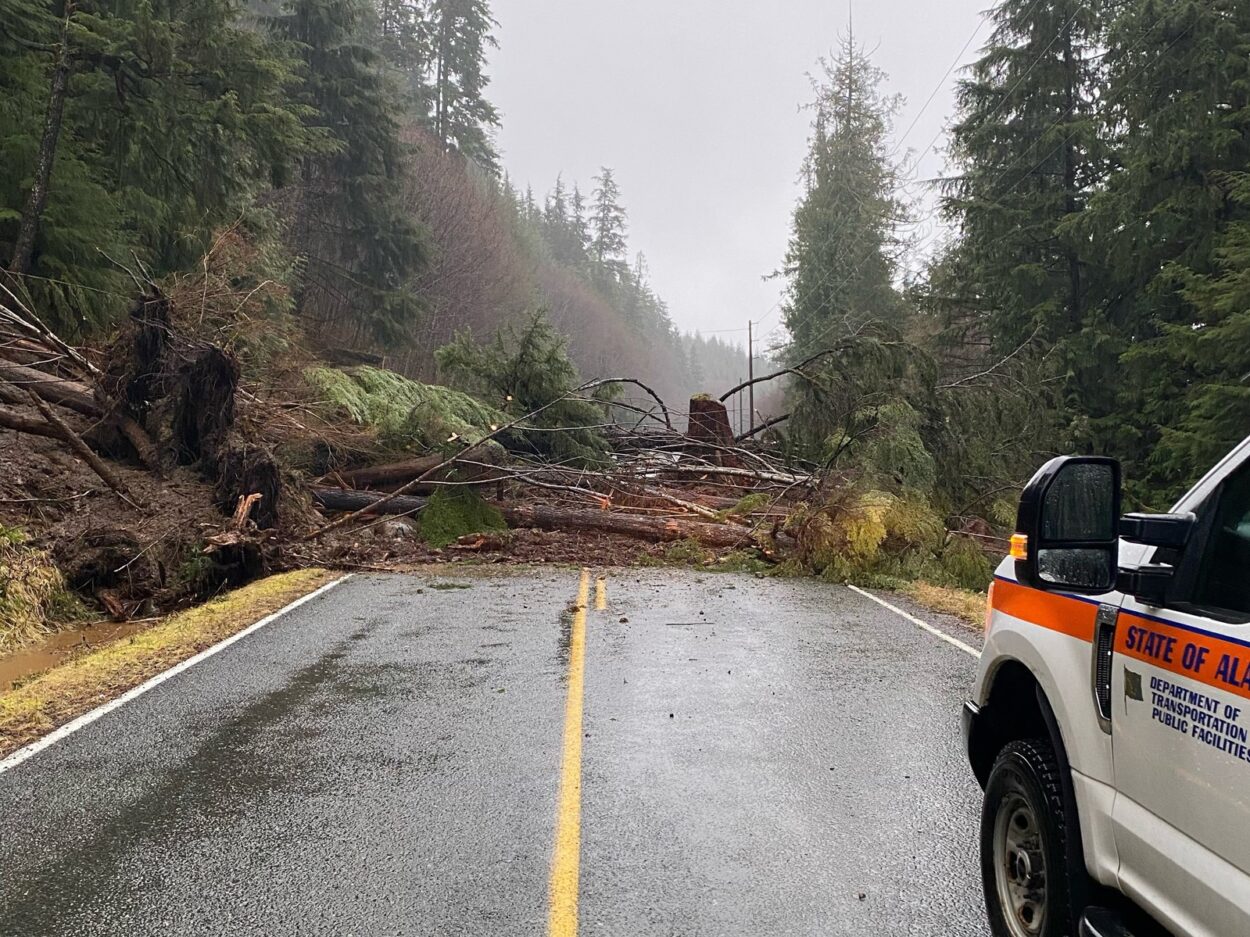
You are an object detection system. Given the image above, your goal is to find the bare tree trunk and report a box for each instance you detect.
[25,389,138,505]
[312,487,428,516]
[0,405,64,439]
[1062,23,1082,335]
[498,503,755,549]
[8,2,75,278]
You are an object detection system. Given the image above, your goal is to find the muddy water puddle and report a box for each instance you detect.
[0,621,151,691]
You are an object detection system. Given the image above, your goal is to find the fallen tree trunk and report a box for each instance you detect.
[311,487,428,517]
[0,358,99,416]
[333,455,442,488]
[621,463,808,486]
[0,404,63,440]
[0,358,158,467]
[25,390,138,505]
[330,453,507,491]
[736,412,790,442]
[498,503,756,549]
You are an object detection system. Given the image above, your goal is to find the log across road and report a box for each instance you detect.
[0,569,990,935]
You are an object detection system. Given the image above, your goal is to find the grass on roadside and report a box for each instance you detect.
[903,581,988,627]
[0,568,335,760]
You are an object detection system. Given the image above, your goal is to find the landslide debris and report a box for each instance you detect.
[0,235,1004,658]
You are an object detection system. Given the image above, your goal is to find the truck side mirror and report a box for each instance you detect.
[1013,456,1121,594]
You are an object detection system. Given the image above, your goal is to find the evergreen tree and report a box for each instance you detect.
[569,184,591,262]
[374,0,435,113]
[275,0,427,342]
[544,174,568,229]
[428,0,499,171]
[0,0,311,333]
[781,35,915,456]
[589,167,628,284]
[1081,0,1250,498]
[1160,172,1250,477]
[782,35,908,355]
[435,309,608,464]
[942,0,1105,433]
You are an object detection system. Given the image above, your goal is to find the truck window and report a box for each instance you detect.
[1192,462,1250,617]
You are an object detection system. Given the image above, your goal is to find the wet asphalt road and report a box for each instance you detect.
[0,569,989,936]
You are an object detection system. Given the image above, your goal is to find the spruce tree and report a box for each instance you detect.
[428,0,499,171]
[0,0,310,333]
[783,35,907,354]
[375,0,434,111]
[569,184,591,263]
[589,167,628,285]
[1082,0,1250,497]
[275,0,426,341]
[780,34,921,460]
[942,0,1105,425]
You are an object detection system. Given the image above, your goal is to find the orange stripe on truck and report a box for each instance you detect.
[990,578,1099,643]
[993,576,1250,702]
[1117,612,1250,703]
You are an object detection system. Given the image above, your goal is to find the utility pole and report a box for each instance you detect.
[736,378,744,435]
[747,321,755,436]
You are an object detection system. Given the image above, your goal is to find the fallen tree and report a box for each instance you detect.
[311,487,429,516]
[497,502,757,549]
[325,449,507,491]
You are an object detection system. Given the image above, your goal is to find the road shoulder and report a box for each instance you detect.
[0,568,339,762]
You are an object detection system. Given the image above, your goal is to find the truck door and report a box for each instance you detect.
[1111,455,1250,936]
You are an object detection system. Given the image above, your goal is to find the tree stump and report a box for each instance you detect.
[216,444,282,530]
[173,347,239,467]
[686,395,741,467]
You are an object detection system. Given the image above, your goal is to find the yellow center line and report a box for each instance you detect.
[594,576,607,611]
[549,568,590,937]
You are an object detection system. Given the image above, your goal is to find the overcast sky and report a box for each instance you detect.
[488,0,989,349]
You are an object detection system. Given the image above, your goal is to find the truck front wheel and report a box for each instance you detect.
[981,738,1076,937]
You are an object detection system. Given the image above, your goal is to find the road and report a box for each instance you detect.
[0,569,989,936]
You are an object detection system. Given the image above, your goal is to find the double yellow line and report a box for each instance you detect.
[548,570,606,937]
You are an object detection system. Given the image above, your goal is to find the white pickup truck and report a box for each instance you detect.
[965,435,1250,937]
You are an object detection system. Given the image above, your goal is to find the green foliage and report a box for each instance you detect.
[931,0,1250,506]
[1069,0,1250,501]
[274,0,428,342]
[791,490,941,583]
[0,525,86,650]
[304,365,507,450]
[589,167,628,284]
[428,0,500,170]
[942,0,1104,373]
[419,487,505,548]
[782,35,908,355]
[661,538,714,566]
[716,493,770,522]
[788,487,994,590]
[0,0,315,335]
[779,37,927,475]
[938,536,994,592]
[829,400,937,494]
[435,310,610,464]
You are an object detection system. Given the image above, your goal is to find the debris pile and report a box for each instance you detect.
[0,265,997,643]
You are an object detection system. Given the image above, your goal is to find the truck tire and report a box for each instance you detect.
[981,738,1077,937]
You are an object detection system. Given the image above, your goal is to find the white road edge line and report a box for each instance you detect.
[0,573,354,776]
[846,584,980,658]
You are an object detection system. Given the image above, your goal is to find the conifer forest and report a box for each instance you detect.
[0,0,1247,624]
